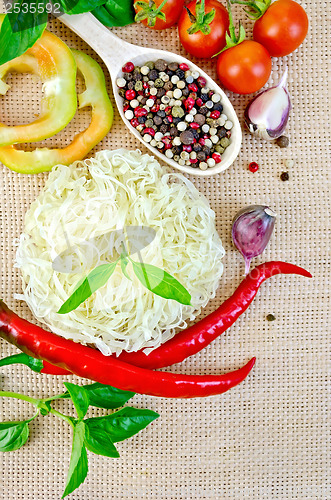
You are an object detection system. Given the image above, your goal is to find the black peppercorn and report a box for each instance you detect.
[280,172,289,181]
[193,143,202,152]
[266,314,276,321]
[123,72,133,81]
[148,69,158,80]
[175,69,185,79]
[276,135,289,148]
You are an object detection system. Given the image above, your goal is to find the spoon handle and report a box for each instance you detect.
[58,13,146,79]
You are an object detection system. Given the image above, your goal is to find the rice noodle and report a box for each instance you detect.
[16,149,225,355]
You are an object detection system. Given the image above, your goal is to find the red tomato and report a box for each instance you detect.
[253,0,309,57]
[177,0,229,58]
[216,40,272,94]
[134,0,185,30]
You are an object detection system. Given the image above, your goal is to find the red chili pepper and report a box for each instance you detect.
[0,302,255,398]
[117,262,312,369]
[41,361,71,375]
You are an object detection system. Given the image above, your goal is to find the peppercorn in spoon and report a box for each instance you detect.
[58,13,241,176]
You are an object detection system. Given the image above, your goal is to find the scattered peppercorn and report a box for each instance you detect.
[280,172,289,181]
[276,135,289,148]
[266,314,276,321]
[249,161,259,173]
[117,61,233,169]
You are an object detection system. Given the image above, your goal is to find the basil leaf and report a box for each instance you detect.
[0,8,47,65]
[92,0,135,27]
[64,383,89,420]
[57,0,106,14]
[85,407,159,443]
[62,421,88,498]
[84,422,119,457]
[0,421,30,452]
[58,262,118,314]
[83,383,135,409]
[131,261,191,305]
[61,383,135,409]
[0,353,43,373]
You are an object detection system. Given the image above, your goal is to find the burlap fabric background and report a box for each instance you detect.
[0,2,330,498]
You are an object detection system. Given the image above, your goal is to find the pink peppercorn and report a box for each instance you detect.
[248,162,259,173]
[188,83,198,92]
[143,82,149,89]
[179,63,189,71]
[196,98,203,107]
[137,90,144,96]
[197,76,206,87]
[184,98,195,111]
[190,122,200,130]
[130,118,139,128]
[122,62,134,73]
[164,142,172,150]
[123,103,130,112]
[210,110,220,119]
[212,153,222,163]
[125,89,136,100]
[190,159,198,164]
[134,107,148,117]
[182,145,192,152]
[167,115,173,123]
[165,106,172,115]
[199,138,206,145]
[151,103,160,113]
[144,127,155,136]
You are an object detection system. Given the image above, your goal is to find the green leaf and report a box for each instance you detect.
[131,261,191,305]
[0,8,47,65]
[84,422,119,458]
[58,261,118,314]
[0,353,43,373]
[64,383,89,420]
[0,421,30,452]
[62,421,88,498]
[61,383,135,410]
[85,407,159,443]
[92,0,135,27]
[57,0,106,14]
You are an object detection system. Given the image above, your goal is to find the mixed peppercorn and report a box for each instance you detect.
[116,60,233,170]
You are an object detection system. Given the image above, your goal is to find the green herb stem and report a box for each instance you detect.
[50,408,75,428]
[0,391,41,406]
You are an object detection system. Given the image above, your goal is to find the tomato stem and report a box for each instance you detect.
[230,0,271,20]
[186,0,216,36]
[134,0,169,27]
[213,0,246,56]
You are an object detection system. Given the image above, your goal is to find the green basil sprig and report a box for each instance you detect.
[58,253,191,314]
[0,0,135,66]
[92,0,135,27]
[0,366,159,498]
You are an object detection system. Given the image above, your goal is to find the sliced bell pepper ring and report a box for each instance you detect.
[0,16,77,147]
[0,49,113,174]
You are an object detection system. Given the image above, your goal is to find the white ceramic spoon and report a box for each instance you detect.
[59,13,242,176]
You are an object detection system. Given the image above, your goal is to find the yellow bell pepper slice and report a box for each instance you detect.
[0,15,77,147]
[0,50,113,174]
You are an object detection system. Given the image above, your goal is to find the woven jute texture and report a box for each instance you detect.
[0,2,330,499]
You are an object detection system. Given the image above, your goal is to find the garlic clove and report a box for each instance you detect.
[244,69,291,141]
[232,205,276,275]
